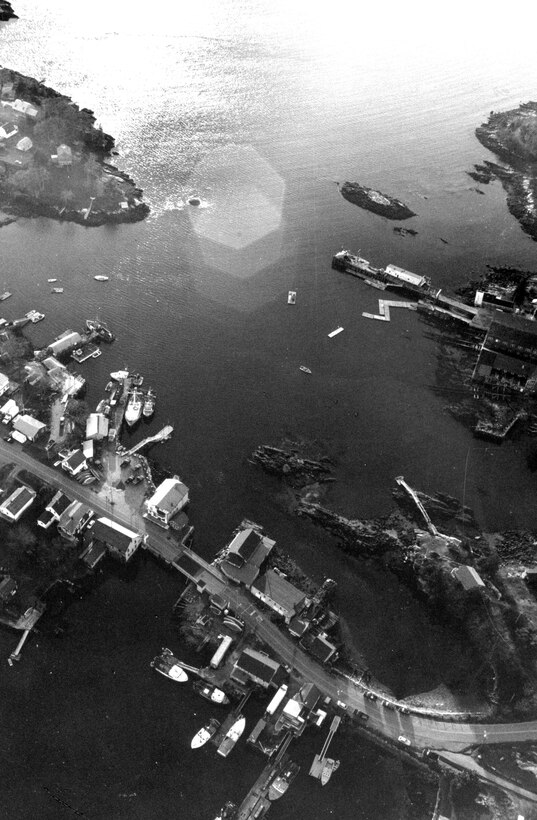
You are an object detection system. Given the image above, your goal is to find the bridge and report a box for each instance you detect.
[124,424,173,456]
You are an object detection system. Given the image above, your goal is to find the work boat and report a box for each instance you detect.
[193,680,230,705]
[125,389,143,426]
[150,648,188,683]
[143,388,156,418]
[191,717,220,749]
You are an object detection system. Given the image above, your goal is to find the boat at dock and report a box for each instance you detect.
[150,648,188,683]
[86,319,115,342]
[193,680,230,705]
[25,310,45,323]
[213,801,237,820]
[320,758,339,786]
[125,389,143,426]
[191,717,221,749]
[143,388,156,418]
[217,715,246,757]
[94,275,109,282]
[268,762,300,800]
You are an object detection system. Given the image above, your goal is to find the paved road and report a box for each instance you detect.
[4,440,537,793]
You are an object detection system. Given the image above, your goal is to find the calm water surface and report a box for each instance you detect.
[1,2,537,817]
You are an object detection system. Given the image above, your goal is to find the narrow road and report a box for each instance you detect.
[4,439,537,794]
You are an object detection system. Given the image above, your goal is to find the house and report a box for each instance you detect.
[61,449,87,476]
[0,485,36,522]
[144,477,189,528]
[452,565,485,591]
[85,412,109,441]
[0,82,15,101]
[0,122,18,139]
[230,647,280,690]
[250,569,307,623]
[13,414,46,441]
[277,683,322,734]
[37,490,72,529]
[16,136,32,152]
[0,372,9,397]
[300,632,338,664]
[0,398,18,422]
[85,517,142,563]
[47,330,84,357]
[10,99,38,118]
[56,144,73,166]
[57,501,93,541]
[219,524,275,586]
[288,614,311,638]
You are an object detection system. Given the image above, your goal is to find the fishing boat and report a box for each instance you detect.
[191,717,220,749]
[86,319,115,342]
[143,388,156,418]
[320,758,340,786]
[268,762,300,800]
[125,389,143,426]
[51,287,64,294]
[216,715,246,757]
[94,275,109,282]
[110,369,129,381]
[193,680,230,705]
[288,290,296,304]
[213,801,237,820]
[150,648,188,683]
[0,292,11,301]
[299,365,312,374]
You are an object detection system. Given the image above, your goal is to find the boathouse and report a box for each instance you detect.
[85,412,109,441]
[250,569,307,623]
[230,647,281,689]
[0,485,36,522]
[277,683,321,734]
[144,477,189,528]
[47,330,83,357]
[219,525,275,586]
[86,517,142,563]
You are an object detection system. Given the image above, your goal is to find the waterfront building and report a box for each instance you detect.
[277,683,321,734]
[85,412,109,441]
[57,501,93,541]
[0,372,9,397]
[0,485,36,522]
[288,615,311,638]
[452,565,485,591]
[37,490,72,529]
[13,414,46,442]
[219,525,275,586]
[300,632,338,664]
[250,569,307,624]
[144,477,189,528]
[85,516,142,563]
[61,449,87,477]
[210,634,234,669]
[230,647,280,689]
[47,330,84,357]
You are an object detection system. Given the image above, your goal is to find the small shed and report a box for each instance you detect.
[56,144,73,166]
[16,136,32,152]
[453,565,485,591]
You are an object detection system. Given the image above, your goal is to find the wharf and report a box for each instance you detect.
[236,749,291,820]
[71,343,101,363]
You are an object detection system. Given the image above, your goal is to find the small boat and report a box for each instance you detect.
[86,319,115,342]
[110,369,129,381]
[51,287,64,293]
[191,717,220,749]
[288,291,296,304]
[25,310,45,323]
[328,326,344,338]
[213,801,237,820]
[0,292,11,301]
[299,365,312,374]
[143,388,156,418]
[47,278,58,283]
[125,389,143,426]
[105,381,114,392]
[320,758,340,786]
[217,715,246,757]
[94,275,109,282]
[193,680,230,705]
[150,648,188,683]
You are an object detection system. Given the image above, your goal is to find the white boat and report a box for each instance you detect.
[191,717,220,749]
[94,275,109,282]
[320,758,340,786]
[110,369,129,381]
[288,290,296,304]
[150,649,188,683]
[47,278,58,283]
[299,365,312,374]
[216,715,246,757]
[25,310,45,323]
[328,327,344,338]
[125,389,143,426]
[51,287,64,293]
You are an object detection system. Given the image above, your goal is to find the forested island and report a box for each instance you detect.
[0,2,16,22]
[471,102,537,240]
[0,67,149,226]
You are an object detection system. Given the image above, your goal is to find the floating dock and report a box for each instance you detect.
[362,299,417,322]
[309,716,340,784]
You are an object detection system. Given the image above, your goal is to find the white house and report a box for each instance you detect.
[61,449,87,476]
[0,485,36,522]
[87,517,142,563]
[144,477,189,528]
[13,414,46,441]
[0,372,9,397]
[85,412,109,441]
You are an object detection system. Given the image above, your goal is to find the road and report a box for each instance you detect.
[3,439,537,794]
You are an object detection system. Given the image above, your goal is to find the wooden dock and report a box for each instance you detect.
[362,299,417,322]
[236,750,291,820]
[309,716,340,781]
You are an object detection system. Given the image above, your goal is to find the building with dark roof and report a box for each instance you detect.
[86,517,142,562]
[0,485,36,522]
[300,632,338,664]
[230,647,280,689]
[57,501,93,541]
[250,569,307,623]
[37,490,72,529]
[219,524,275,586]
[61,449,87,476]
[0,576,17,603]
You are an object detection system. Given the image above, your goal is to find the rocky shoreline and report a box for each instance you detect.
[0,67,149,227]
[339,181,416,220]
[0,2,17,21]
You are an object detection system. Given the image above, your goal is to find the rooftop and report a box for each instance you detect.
[234,647,280,685]
[146,477,188,513]
[252,569,306,613]
[90,517,139,555]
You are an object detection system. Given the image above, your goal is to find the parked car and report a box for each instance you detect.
[398,705,410,715]
[382,700,396,710]
[336,700,347,710]
[365,691,377,701]
[398,735,411,746]
[357,711,369,722]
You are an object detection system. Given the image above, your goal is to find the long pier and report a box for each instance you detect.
[309,716,340,781]
[236,737,293,820]
[125,425,173,456]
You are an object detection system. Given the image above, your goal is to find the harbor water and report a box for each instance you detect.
[1,2,537,817]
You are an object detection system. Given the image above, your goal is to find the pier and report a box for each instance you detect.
[125,425,173,456]
[309,715,340,781]
[236,735,293,820]
[362,299,417,322]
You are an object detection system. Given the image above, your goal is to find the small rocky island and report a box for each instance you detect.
[0,2,17,21]
[471,102,537,240]
[0,67,149,226]
[339,181,416,220]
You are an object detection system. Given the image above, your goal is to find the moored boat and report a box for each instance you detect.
[193,680,230,705]
[216,715,246,757]
[213,801,237,820]
[125,389,143,426]
[299,365,312,374]
[191,717,220,749]
[150,648,188,683]
[288,290,296,304]
[86,319,115,342]
[268,761,300,800]
[94,275,109,282]
[143,388,156,418]
[320,758,339,786]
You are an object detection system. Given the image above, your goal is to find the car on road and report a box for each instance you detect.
[398,705,410,715]
[382,700,396,710]
[398,735,411,746]
[364,691,377,701]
